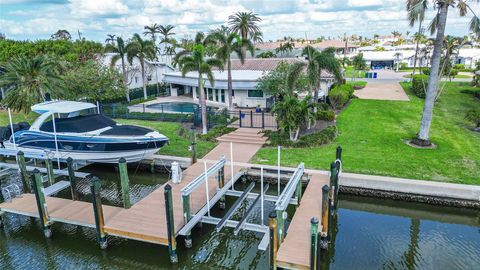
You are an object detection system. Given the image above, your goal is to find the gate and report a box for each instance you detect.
[233,110,277,129]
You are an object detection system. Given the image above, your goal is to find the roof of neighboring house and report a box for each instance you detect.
[458,48,480,58]
[256,40,358,51]
[165,70,266,82]
[227,58,336,78]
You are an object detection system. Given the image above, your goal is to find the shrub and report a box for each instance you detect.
[454,64,465,70]
[316,110,335,121]
[465,109,480,130]
[329,85,352,109]
[199,126,237,142]
[422,68,431,75]
[263,126,337,147]
[411,74,429,98]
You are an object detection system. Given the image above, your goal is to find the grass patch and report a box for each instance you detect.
[253,82,480,185]
[344,66,367,79]
[115,119,216,158]
[0,111,37,126]
[404,74,473,79]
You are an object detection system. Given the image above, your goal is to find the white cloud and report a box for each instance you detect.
[348,0,382,8]
[69,0,128,17]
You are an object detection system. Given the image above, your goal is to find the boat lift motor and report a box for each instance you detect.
[171,161,182,184]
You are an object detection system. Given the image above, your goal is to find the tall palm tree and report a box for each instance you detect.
[407,0,480,146]
[175,33,224,134]
[391,30,401,44]
[206,30,254,109]
[106,37,130,101]
[126,34,156,100]
[302,46,321,97]
[228,11,262,40]
[0,55,63,113]
[105,34,116,45]
[314,47,342,102]
[143,23,161,43]
[159,25,176,63]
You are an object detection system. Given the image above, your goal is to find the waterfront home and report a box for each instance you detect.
[163,58,336,109]
[456,48,480,68]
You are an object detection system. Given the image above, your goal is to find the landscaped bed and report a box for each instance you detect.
[253,82,480,185]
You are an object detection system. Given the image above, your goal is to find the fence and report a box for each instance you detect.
[101,103,278,130]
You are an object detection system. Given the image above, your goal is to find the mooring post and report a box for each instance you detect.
[182,193,192,248]
[217,165,226,210]
[336,146,342,160]
[150,159,155,173]
[275,209,285,245]
[66,157,78,201]
[17,151,30,193]
[320,185,330,249]
[0,211,4,228]
[90,176,108,249]
[295,178,302,207]
[269,211,278,270]
[334,161,341,210]
[329,162,338,212]
[164,184,178,263]
[310,217,319,270]
[118,158,131,209]
[45,156,55,186]
[239,110,242,127]
[262,111,265,129]
[31,169,52,238]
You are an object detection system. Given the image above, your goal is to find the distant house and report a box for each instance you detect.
[163,58,337,109]
[456,48,480,68]
[255,40,358,58]
[100,53,175,90]
[362,50,420,69]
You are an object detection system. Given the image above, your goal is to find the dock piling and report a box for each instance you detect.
[276,209,285,245]
[164,184,178,264]
[17,151,30,193]
[190,126,197,165]
[182,193,192,248]
[66,157,78,201]
[320,185,330,249]
[31,169,52,238]
[45,156,55,186]
[217,165,225,210]
[329,162,338,211]
[0,211,4,228]
[118,158,131,209]
[269,211,278,270]
[295,178,302,207]
[310,217,319,270]
[90,176,108,249]
[336,146,342,160]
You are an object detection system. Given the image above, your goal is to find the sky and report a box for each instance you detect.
[0,0,477,42]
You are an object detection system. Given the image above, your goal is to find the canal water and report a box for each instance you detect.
[1,166,479,269]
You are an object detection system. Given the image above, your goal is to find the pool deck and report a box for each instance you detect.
[128,96,226,114]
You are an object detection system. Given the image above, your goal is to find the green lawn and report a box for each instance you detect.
[0,112,216,158]
[115,119,216,158]
[253,82,480,185]
[404,74,473,79]
[345,67,367,79]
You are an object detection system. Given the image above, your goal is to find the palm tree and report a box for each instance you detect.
[51,29,71,40]
[106,37,130,101]
[175,33,224,134]
[228,11,262,55]
[407,0,480,146]
[143,23,161,43]
[273,96,315,141]
[408,0,428,76]
[0,55,63,113]
[314,47,342,102]
[391,31,401,44]
[159,25,176,63]
[105,34,116,45]
[126,33,156,100]
[276,42,295,56]
[206,30,254,109]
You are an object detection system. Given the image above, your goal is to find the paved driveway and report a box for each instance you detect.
[352,70,410,101]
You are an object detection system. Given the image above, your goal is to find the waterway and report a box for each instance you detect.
[0,166,479,269]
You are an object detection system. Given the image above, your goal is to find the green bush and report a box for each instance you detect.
[465,109,480,129]
[263,125,337,147]
[329,84,353,109]
[316,110,335,121]
[411,74,429,98]
[199,126,237,142]
[422,68,431,75]
[454,64,465,70]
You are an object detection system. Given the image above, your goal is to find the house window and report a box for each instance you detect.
[248,90,263,98]
[215,89,219,102]
[221,89,225,103]
[208,88,213,101]
[232,89,235,96]
[134,77,138,83]
[147,75,152,81]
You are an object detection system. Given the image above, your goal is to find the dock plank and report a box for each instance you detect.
[276,173,329,270]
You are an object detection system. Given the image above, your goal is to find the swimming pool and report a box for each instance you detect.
[147,102,200,113]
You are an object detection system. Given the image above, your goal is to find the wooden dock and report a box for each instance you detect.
[0,194,122,228]
[103,128,267,244]
[276,173,330,270]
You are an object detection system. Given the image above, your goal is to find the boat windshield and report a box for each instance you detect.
[40,114,116,133]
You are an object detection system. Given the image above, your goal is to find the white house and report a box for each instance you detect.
[100,53,175,90]
[361,50,418,69]
[456,48,480,68]
[163,58,337,109]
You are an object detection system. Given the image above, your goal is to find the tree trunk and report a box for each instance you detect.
[141,59,147,100]
[227,59,233,109]
[121,56,130,102]
[198,75,208,134]
[415,3,449,145]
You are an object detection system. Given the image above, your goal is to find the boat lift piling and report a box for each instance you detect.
[66,157,78,200]
[16,151,30,193]
[31,169,52,238]
[91,176,108,249]
[118,158,131,209]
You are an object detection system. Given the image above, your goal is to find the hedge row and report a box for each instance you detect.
[263,125,338,148]
[329,84,354,109]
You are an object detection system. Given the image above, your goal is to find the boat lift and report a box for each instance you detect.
[177,157,306,251]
